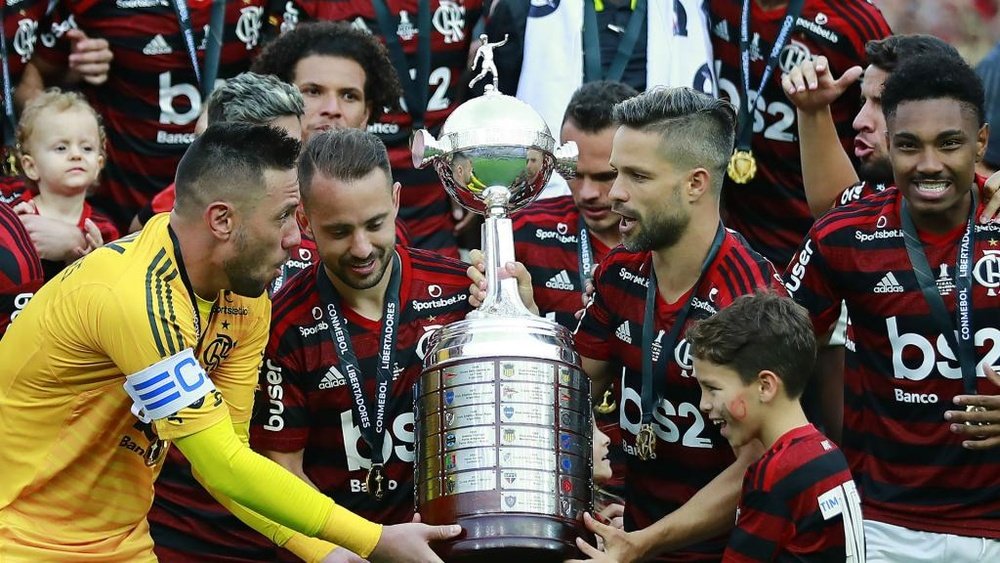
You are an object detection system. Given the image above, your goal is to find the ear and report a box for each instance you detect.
[687,167,712,202]
[977,122,990,162]
[391,181,402,213]
[20,154,38,181]
[204,201,235,241]
[757,370,781,404]
[362,102,373,128]
[297,203,313,239]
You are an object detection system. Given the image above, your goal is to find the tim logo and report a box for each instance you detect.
[528,0,560,18]
[202,333,236,373]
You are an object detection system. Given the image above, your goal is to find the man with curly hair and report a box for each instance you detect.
[252,20,402,138]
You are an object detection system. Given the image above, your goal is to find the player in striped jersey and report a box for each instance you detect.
[0,123,458,562]
[252,129,473,560]
[0,201,42,336]
[27,0,267,229]
[473,88,783,562]
[264,0,484,258]
[786,55,1000,561]
[688,292,864,562]
[709,0,891,267]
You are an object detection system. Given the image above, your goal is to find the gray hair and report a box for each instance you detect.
[206,72,304,125]
[612,87,736,193]
[298,129,391,203]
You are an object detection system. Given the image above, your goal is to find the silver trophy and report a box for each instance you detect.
[410,41,592,562]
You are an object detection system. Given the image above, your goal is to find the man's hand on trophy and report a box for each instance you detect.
[466,249,540,315]
[945,364,1000,450]
[367,522,462,563]
[565,512,646,563]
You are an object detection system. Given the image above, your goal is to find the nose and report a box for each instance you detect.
[319,94,342,118]
[578,176,602,203]
[916,148,945,176]
[853,100,875,133]
[350,231,373,258]
[281,221,301,251]
[608,176,627,203]
[698,390,712,416]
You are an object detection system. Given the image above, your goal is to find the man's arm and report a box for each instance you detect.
[781,56,863,217]
[569,442,764,563]
[262,449,317,489]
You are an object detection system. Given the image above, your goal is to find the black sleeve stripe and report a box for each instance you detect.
[161,269,185,352]
[0,208,42,280]
[728,526,780,561]
[145,249,181,357]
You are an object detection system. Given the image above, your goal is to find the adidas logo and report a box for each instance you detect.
[142,34,172,56]
[713,20,729,41]
[615,321,632,344]
[545,270,574,291]
[874,272,904,294]
[319,367,346,389]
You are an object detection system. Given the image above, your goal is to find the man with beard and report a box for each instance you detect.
[0,122,459,562]
[473,87,785,562]
[781,34,962,216]
[251,129,474,562]
[784,53,1000,561]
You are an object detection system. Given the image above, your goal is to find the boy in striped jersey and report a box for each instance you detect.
[688,292,864,562]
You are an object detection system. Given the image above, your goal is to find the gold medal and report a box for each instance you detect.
[965,404,988,426]
[727,150,757,184]
[636,423,657,461]
[366,463,387,500]
[595,389,617,415]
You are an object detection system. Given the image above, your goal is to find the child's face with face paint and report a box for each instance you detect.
[693,357,760,448]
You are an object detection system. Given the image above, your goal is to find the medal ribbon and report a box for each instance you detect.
[372,0,431,131]
[171,0,227,99]
[317,252,402,470]
[583,0,647,83]
[578,216,595,291]
[0,5,17,154]
[900,189,978,395]
[734,0,804,153]
[640,224,725,426]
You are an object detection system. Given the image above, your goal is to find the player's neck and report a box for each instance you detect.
[909,189,973,235]
[170,212,228,298]
[759,400,809,449]
[326,260,394,322]
[590,225,620,250]
[34,191,85,225]
[651,215,720,304]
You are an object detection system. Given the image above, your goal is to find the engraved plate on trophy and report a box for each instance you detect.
[498,403,555,426]
[499,381,554,405]
[444,404,497,430]
[499,469,555,492]
[500,491,557,514]
[445,469,497,495]
[444,426,496,451]
[499,447,558,472]
[499,360,555,383]
[443,383,496,408]
[442,361,497,386]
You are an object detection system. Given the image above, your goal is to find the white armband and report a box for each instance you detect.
[124,348,217,422]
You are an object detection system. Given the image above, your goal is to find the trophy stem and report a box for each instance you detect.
[469,212,535,319]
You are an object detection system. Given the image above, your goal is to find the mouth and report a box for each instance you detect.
[854,138,874,160]
[710,417,728,435]
[581,206,611,222]
[613,206,637,235]
[912,179,952,201]
[348,257,377,277]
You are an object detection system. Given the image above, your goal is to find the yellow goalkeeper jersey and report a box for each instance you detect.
[0,213,269,562]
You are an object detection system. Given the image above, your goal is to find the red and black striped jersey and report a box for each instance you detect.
[0,176,26,205]
[34,0,266,228]
[267,0,484,257]
[252,245,472,522]
[784,179,1000,539]
[3,0,49,147]
[575,229,784,561]
[725,424,863,562]
[836,179,889,209]
[512,195,612,331]
[0,201,43,337]
[709,0,891,267]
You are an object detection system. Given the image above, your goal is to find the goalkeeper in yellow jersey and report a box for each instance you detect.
[0,122,459,563]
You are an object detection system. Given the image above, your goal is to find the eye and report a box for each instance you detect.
[367,220,384,231]
[300,86,320,96]
[344,92,360,102]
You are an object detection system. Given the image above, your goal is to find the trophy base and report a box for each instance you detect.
[432,513,585,562]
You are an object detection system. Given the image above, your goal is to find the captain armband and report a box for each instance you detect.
[124,348,216,423]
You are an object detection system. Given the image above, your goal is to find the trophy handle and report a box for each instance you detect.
[468,187,535,319]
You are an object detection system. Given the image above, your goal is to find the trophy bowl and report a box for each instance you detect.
[411,67,591,559]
